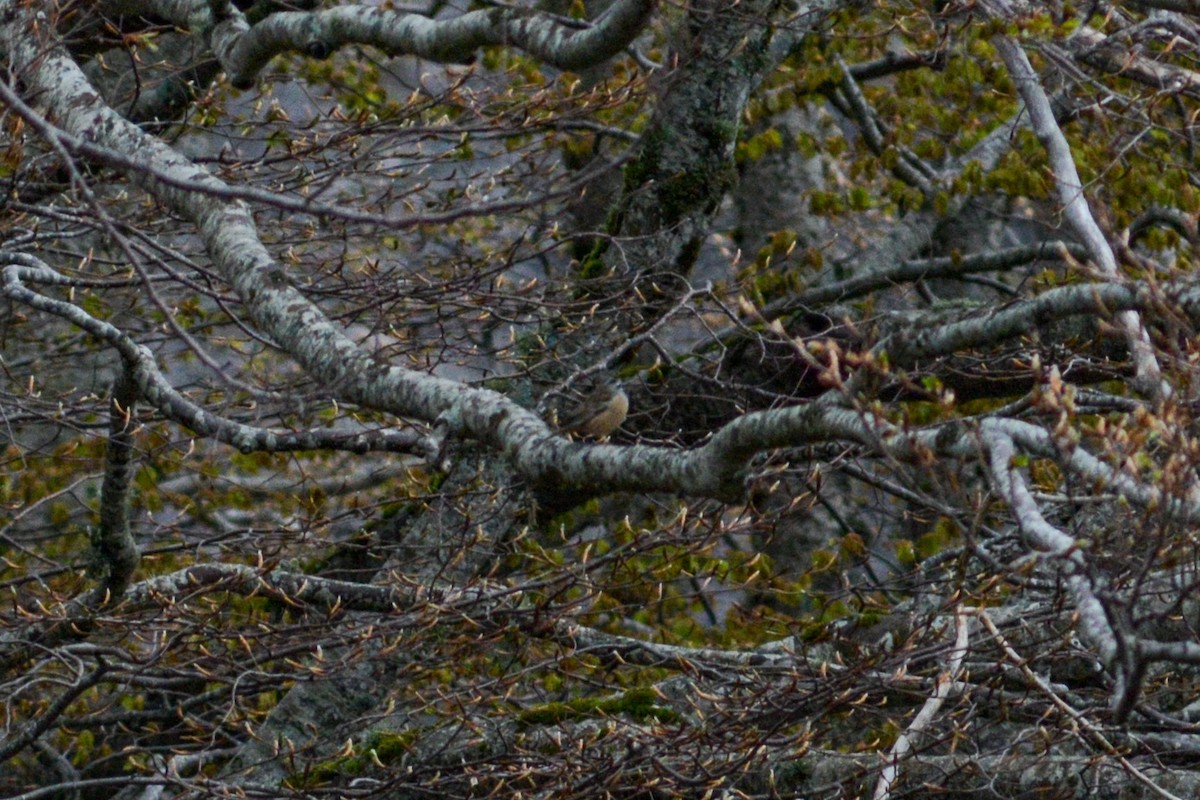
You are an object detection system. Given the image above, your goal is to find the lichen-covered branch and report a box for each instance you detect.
[98,0,655,88]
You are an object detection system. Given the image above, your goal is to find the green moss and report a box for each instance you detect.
[284,729,419,789]
[286,755,362,790]
[622,124,670,195]
[517,687,679,729]
[617,117,738,235]
[369,730,419,760]
[516,700,577,727]
[855,608,885,628]
[72,729,95,767]
[738,126,784,162]
[578,253,609,280]
[772,756,813,785]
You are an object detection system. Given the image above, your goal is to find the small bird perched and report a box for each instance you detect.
[555,380,629,439]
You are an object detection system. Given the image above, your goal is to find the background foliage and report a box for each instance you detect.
[5,0,1200,797]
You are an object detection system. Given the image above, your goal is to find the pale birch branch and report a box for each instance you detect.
[991,30,1167,398]
[872,606,969,800]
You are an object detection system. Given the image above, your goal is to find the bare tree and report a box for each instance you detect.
[5,0,1200,797]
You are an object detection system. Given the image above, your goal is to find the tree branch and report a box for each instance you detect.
[170,0,656,88]
[991,25,1167,398]
[0,262,432,458]
[89,369,141,605]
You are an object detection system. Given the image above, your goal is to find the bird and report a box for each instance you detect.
[555,380,628,440]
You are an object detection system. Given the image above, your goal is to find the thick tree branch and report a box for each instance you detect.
[90,369,140,605]
[991,21,1165,397]
[104,0,655,88]
[790,240,1090,307]
[981,426,1130,713]
[8,247,1200,509]
[881,278,1191,368]
[1065,24,1200,100]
